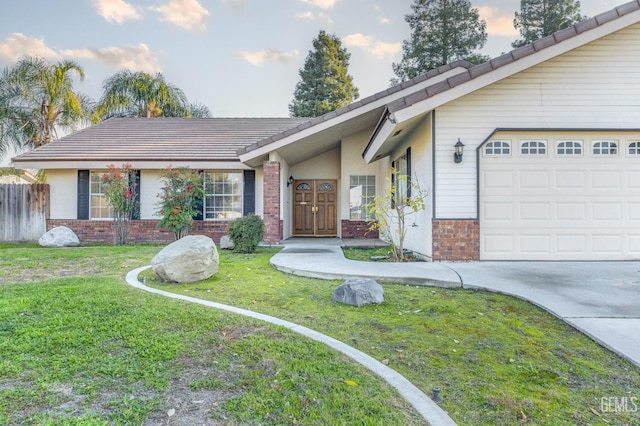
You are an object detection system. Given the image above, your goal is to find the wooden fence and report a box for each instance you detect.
[0,184,50,242]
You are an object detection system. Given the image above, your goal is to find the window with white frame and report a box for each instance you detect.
[521,140,546,155]
[203,171,243,219]
[90,171,114,219]
[485,141,510,155]
[593,141,618,156]
[349,175,375,220]
[393,147,411,206]
[629,142,640,155]
[556,140,583,155]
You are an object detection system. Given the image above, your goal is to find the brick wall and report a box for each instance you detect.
[262,161,281,244]
[432,219,479,261]
[48,219,229,244]
[341,220,379,239]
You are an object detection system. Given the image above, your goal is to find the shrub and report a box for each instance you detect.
[157,167,203,240]
[227,215,264,253]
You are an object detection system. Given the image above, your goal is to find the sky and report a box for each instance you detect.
[0,0,624,120]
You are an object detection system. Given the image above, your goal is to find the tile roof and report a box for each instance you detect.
[12,117,309,163]
[236,60,474,156]
[386,0,640,113]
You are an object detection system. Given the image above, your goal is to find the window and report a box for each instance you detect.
[349,176,375,220]
[629,142,640,155]
[392,147,411,206]
[593,141,618,156]
[557,140,582,155]
[485,141,510,155]
[521,140,546,155]
[90,171,113,219]
[203,171,243,219]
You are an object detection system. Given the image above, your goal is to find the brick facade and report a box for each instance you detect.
[341,220,379,239]
[432,219,480,261]
[48,219,229,244]
[262,161,281,244]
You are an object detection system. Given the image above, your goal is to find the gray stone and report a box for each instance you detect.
[219,235,234,250]
[333,278,384,307]
[39,226,80,247]
[151,235,219,283]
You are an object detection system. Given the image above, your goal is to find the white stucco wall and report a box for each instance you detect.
[388,114,433,257]
[47,169,77,219]
[140,170,162,219]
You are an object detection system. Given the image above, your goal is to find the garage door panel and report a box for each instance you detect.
[480,137,640,260]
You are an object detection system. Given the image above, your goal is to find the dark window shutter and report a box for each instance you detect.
[77,170,90,219]
[406,147,412,199]
[131,170,141,220]
[193,170,204,221]
[243,170,256,216]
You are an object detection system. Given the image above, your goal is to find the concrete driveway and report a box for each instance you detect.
[445,261,640,368]
[270,239,640,368]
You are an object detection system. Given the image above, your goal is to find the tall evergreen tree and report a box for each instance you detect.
[289,30,359,118]
[392,0,489,84]
[512,0,585,48]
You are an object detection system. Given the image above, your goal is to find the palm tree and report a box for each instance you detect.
[94,70,211,121]
[0,56,93,159]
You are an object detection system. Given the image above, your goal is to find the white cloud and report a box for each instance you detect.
[63,43,160,73]
[152,0,210,32]
[0,33,61,63]
[342,33,400,59]
[378,16,390,25]
[298,0,338,9]
[237,49,299,67]
[223,0,247,13]
[93,0,142,24]
[294,11,333,26]
[478,6,518,37]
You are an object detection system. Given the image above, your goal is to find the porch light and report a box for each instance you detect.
[454,139,465,163]
[287,175,294,187]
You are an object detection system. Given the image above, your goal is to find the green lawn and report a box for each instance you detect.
[1,244,639,425]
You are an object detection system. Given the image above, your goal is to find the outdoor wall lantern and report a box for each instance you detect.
[287,175,294,187]
[454,138,465,163]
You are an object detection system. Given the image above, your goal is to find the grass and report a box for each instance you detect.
[0,245,422,425]
[144,247,640,426]
[2,244,639,425]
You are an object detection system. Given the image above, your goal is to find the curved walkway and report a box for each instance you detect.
[125,266,456,426]
[271,238,640,368]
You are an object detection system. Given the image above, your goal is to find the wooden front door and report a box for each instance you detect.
[293,180,337,237]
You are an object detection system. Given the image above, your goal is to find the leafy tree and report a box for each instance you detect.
[512,0,585,48]
[157,167,203,240]
[366,171,428,262]
[94,70,211,121]
[0,56,93,160]
[101,163,139,245]
[289,30,359,118]
[392,0,490,84]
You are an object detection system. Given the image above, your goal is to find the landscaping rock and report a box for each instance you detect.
[38,226,80,247]
[333,278,384,307]
[152,235,219,283]
[219,235,234,250]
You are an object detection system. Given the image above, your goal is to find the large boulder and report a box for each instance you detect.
[333,278,384,307]
[152,235,219,283]
[39,226,80,247]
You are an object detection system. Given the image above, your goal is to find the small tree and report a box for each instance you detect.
[101,163,139,245]
[157,167,203,240]
[227,214,265,253]
[366,172,428,261]
[512,0,585,48]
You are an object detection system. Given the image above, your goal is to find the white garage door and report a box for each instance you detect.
[480,136,640,260]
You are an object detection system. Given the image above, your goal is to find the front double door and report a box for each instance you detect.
[293,179,337,237]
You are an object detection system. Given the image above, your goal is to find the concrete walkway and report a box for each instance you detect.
[125,266,456,426]
[270,238,640,368]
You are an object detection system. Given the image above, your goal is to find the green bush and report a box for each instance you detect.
[228,214,264,253]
